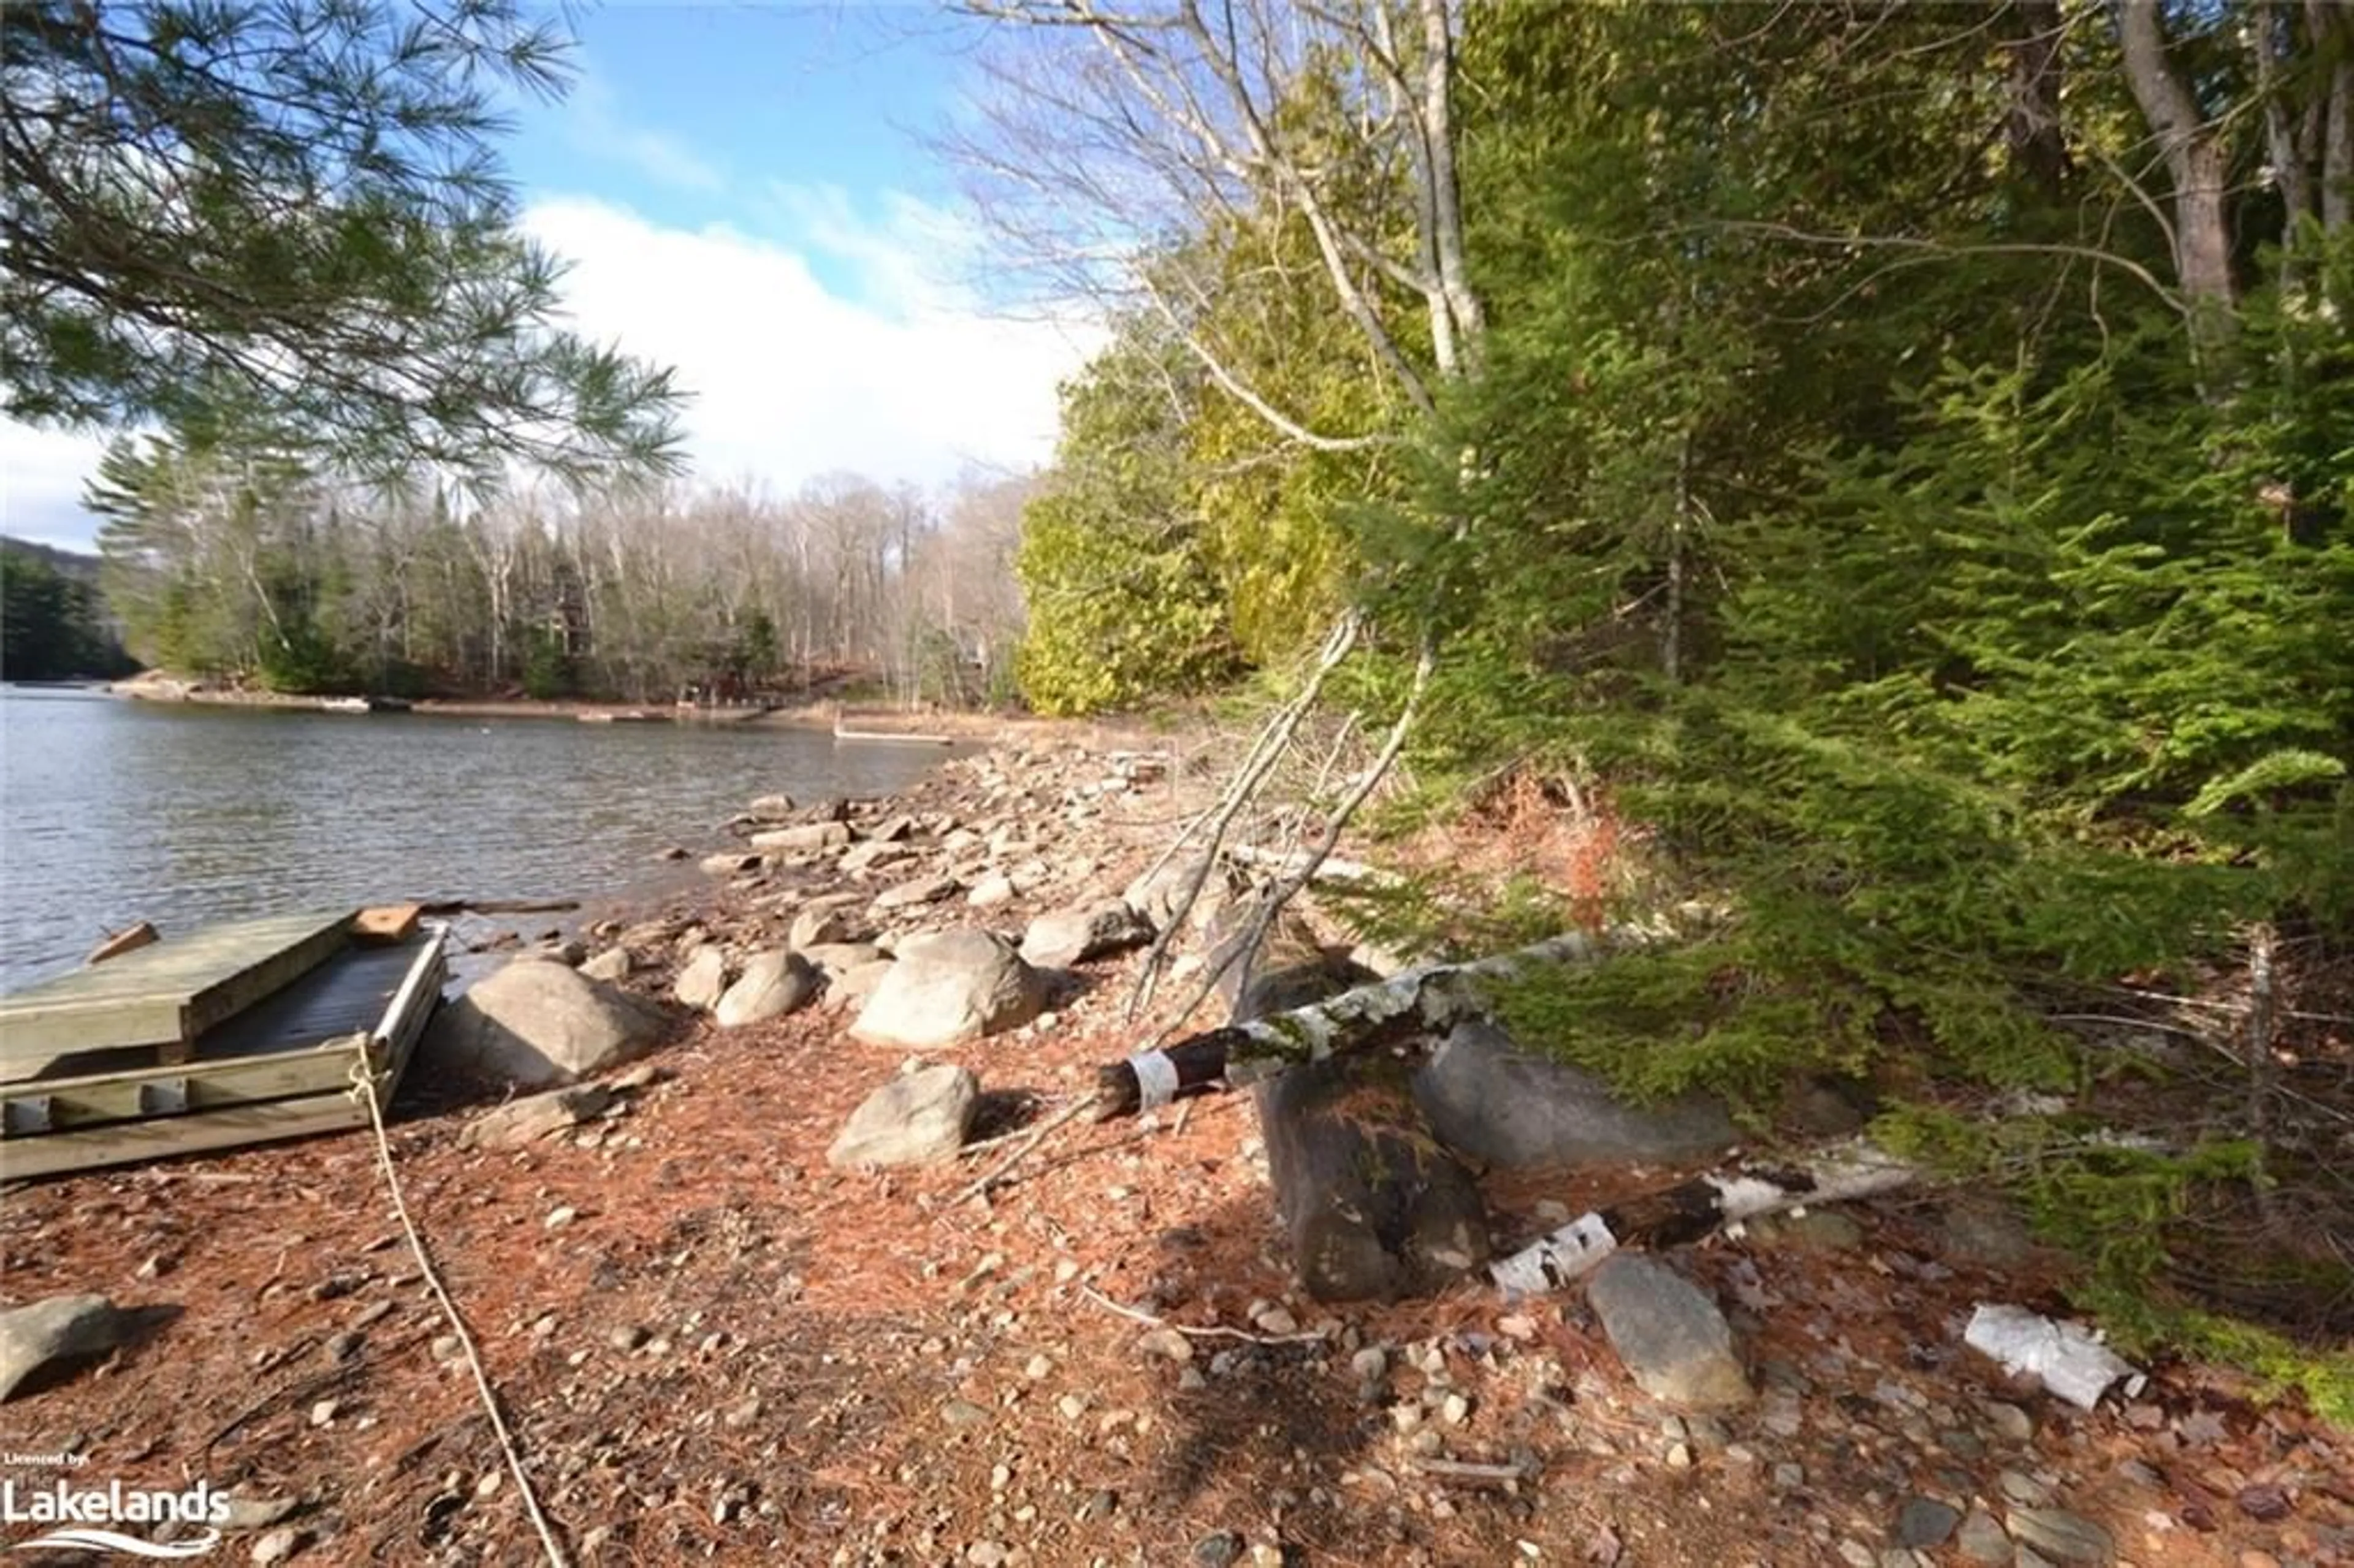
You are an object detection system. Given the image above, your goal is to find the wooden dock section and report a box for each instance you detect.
[0,909,356,1073]
[0,923,446,1181]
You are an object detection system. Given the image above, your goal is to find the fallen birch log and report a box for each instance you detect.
[1094,927,1641,1118]
[1488,1139,1918,1293]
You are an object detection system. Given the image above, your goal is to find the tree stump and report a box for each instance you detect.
[1213,904,1490,1302]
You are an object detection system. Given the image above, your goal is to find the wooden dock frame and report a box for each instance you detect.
[0,924,448,1181]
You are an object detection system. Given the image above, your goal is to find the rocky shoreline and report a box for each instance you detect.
[101,669,1053,740]
[1,733,2347,1566]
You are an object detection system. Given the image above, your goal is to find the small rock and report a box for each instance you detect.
[309,1399,338,1428]
[1956,1510,2011,1564]
[1998,1471,2053,1507]
[1585,1254,1754,1409]
[790,902,870,949]
[1940,1198,2036,1268]
[2006,1507,2115,1565]
[543,1205,577,1230]
[460,1084,614,1149]
[0,1293,139,1401]
[1076,1488,1118,1523]
[1350,1346,1388,1382]
[1984,1402,2035,1443]
[219,1496,301,1532]
[1742,1208,1865,1252]
[1254,1306,1299,1336]
[1896,1497,1962,1549]
[1019,899,1154,969]
[1192,1532,1243,1567]
[2234,1483,2292,1522]
[875,873,961,911]
[1138,1328,1195,1364]
[1024,1353,1054,1380]
[250,1528,306,1566]
[714,950,821,1027]
[749,820,851,853]
[826,1064,981,1168]
[672,945,729,1011]
[940,1399,991,1428]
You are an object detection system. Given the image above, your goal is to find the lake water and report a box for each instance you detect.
[0,687,966,989]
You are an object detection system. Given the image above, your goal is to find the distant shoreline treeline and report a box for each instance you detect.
[78,443,1035,708]
[1,539,139,682]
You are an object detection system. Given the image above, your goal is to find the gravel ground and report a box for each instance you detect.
[2,734,2347,1567]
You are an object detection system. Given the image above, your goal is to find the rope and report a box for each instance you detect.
[347,1054,571,1568]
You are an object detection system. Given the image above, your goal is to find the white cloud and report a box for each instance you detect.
[0,193,1093,556]
[561,74,726,195]
[0,422,110,552]
[524,191,1095,497]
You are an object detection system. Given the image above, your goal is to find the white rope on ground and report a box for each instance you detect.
[347,1056,571,1568]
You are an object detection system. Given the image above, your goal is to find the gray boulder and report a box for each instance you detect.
[1413,1019,1737,1170]
[1,1293,140,1401]
[714,950,821,1027]
[850,929,1045,1049]
[673,945,729,1011]
[1019,899,1154,969]
[826,1064,980,1168]
[699,851,761,877]
[1586,1254,1753,1409]
[1121,856,1214,932]
[460,1083,614,1150]
[747,793,795,820]
[424,957,666,1089]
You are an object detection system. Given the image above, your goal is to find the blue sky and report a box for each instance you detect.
[0,4,1092,550]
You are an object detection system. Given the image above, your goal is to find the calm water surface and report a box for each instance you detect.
[0,687,965,988]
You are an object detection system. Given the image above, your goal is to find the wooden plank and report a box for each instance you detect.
[371,927,446,1085]
[0,1037,370,1133]
[0,910,356,1068]
[0,1090,369,1181]
[87,923,160,964]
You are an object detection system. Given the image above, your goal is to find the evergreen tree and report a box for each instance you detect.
[1,0,684,487]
